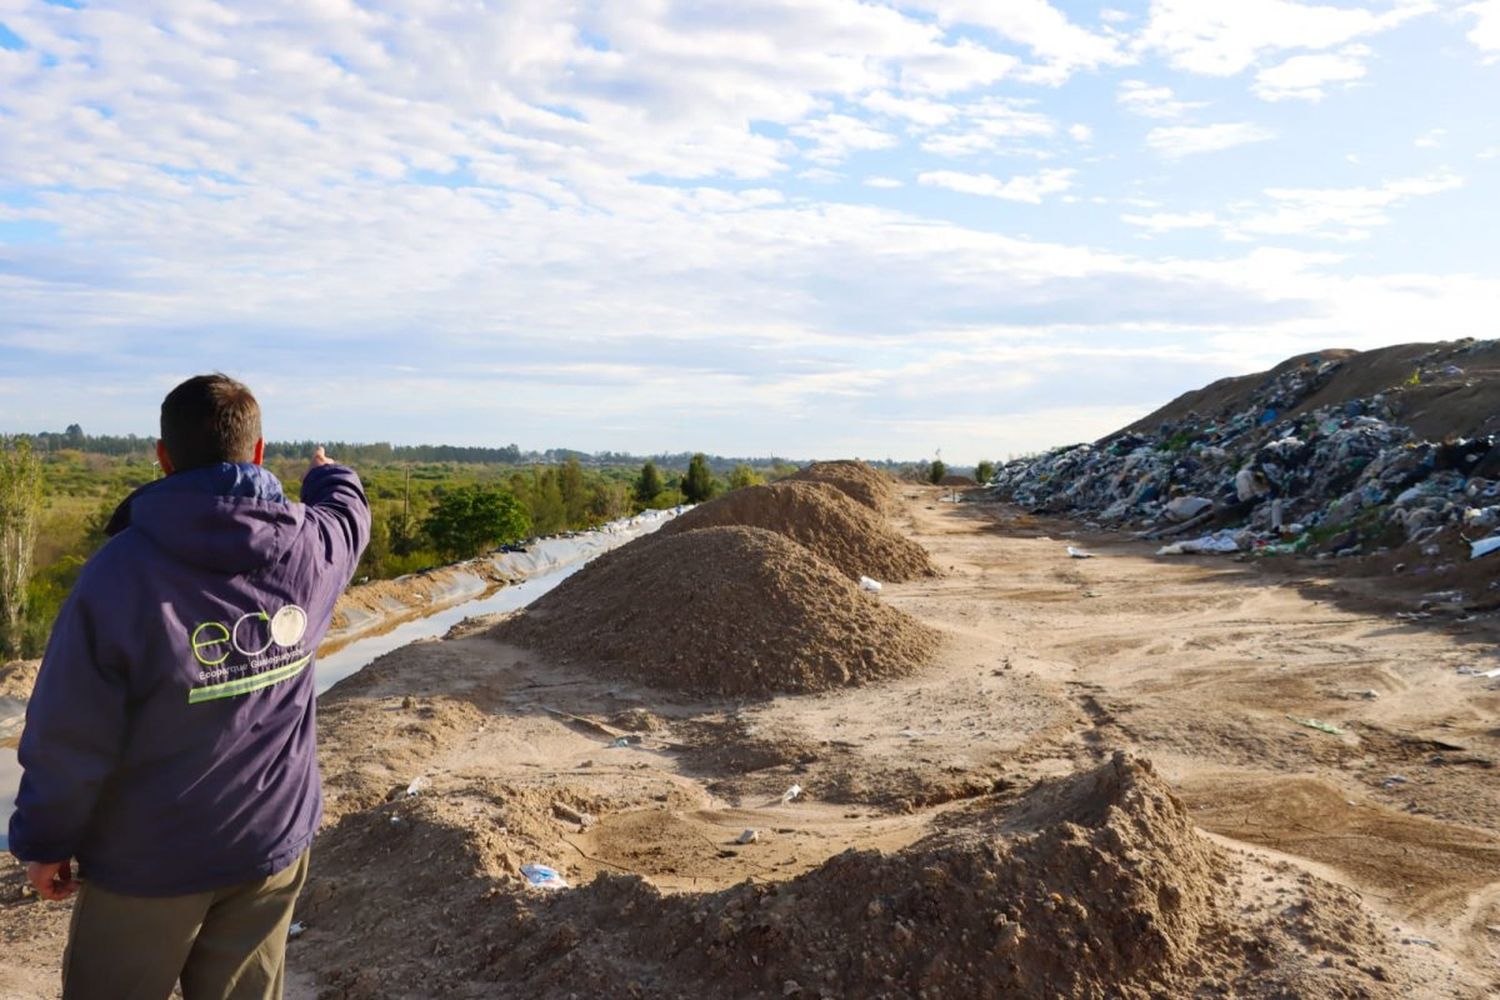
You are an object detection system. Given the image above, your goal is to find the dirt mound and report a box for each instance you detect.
[938,474,978,487]
[655,481,936,583]
[788,459,899,513]
[470,753,1408,998]
[495,526,940,698]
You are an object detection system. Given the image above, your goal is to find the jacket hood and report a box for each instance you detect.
[106,463,302,575]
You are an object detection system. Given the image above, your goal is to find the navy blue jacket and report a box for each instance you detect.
[8,462,369,896]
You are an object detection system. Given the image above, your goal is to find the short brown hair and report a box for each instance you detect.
[160,374,262,471]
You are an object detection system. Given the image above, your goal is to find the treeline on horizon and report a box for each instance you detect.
[17,424,911,473]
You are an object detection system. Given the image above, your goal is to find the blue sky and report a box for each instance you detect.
[0,0,1497,461]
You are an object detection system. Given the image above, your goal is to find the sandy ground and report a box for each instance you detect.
[3,489,1499,997]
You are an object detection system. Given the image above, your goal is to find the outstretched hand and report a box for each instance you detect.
[28,860,78,901]
[308,446,334,473]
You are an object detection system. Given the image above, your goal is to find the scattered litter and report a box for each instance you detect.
[520,864,569,891]
[389,815,402,826]
[1404,937,1440,950]
[858,576,883,593]
[736,829,759,845]
[552,801,595,830]
[781,783,803,804]
[1381,775,1409,788]
[1471,537,1500,559]
[1066,546,1094,559]
[287,921,306,940]
[404,776,429,797]
[1286,715,1346,736]
[609,736,632,748]
[1159,531,1241,556]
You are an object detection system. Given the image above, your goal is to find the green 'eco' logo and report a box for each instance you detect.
[190,604,308,667]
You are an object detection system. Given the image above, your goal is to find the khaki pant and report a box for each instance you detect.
[62,852,309,1000]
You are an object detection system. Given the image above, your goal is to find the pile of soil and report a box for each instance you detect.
[495,526,940,698]
[938,474,978,487]
[788,460,899,513]
[655,481,936,583]
[459,754,1407,998]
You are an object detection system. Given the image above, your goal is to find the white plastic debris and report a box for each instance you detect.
[1470,536,1500,560]
[736,829,759,845]
[405,776,429,797]
[287,921,306,940]
[1164,496,1214,522]
[1158,531,1241,556]
[520,864,569,891]
[858,576,883,593]
[781,783,803,804]
[1066,546,1094,559]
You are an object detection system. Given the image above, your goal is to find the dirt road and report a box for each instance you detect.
[3,489,1498,997]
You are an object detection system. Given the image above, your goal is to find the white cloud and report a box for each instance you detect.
[1253,44,1372,101]
[1121,210,1220,233]
[864,176,904,188]
[861,90,957,127]
[918,97,1057,157]
[791,114,899,164]
[1414,128,1447,148]
[1468,0,1500,54]
[1122,172,1463,241]
[1138,0,1431,76]
[1068,123,1094,142]
[1147,122,1275,158]
[1232,172,1463,240]
[902,0,1126,82]
[1116,80,1205,119]
[918,168,1076,202]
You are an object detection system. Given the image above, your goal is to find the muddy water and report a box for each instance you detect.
[0,509,678,849]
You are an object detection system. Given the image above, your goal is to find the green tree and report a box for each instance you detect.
[526,467,566,535]
[0,438,44,657]
[975,459,995,484]
[559,457,589,526]
[635,461,664,506]
[727,463,762,491]
[423,486,532,560]
[682,453,716,503]
[588,480,629,522]
[928,459,947,485]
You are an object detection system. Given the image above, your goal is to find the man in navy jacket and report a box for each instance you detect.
[9,374,369,999]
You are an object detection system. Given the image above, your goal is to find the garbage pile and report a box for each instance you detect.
[989,342,1500,560]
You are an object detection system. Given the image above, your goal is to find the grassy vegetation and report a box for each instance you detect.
[11,448,796,658]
